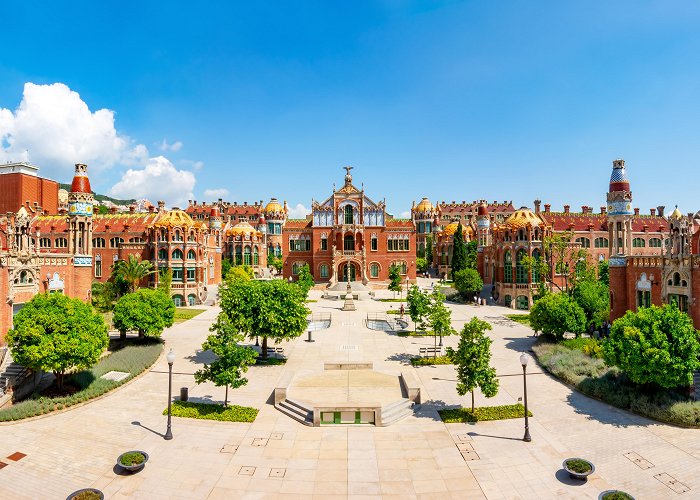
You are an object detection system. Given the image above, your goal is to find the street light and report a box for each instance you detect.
[520,352,531,442]
[164,348,175,440]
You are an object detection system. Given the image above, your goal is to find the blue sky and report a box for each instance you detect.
[1,1,699,216]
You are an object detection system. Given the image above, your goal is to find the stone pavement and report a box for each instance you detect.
[0,278,698,499]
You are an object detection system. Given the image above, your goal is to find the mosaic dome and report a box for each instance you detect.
[504,207,541,230]
[264,198,284,214]
[415,197,433,213]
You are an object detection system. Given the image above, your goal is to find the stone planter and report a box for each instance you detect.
[66,488,104,500]
[563,458,595,480]
[598,491,635,500]
[117,450,149,472]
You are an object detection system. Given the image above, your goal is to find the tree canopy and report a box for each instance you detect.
[448,317,499,411]
[111,255,155,293]
[602,305,700,388]
[572,279,609,327]
[6,293,108,390]
[388,264,402,297]
[215,279,309,359]
[296,263,315,297]
[529,292,586,340]
[451,224,468,278]
[428,289,456,351]
[407,285,430,332]
[113,289,175,339]
[453,268,483,299]
[225,265,253,283]
[465,240,478,270]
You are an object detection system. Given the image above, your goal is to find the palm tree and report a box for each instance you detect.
[111,255,155,293]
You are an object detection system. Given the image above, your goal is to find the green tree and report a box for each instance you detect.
[111,254,155,293]
[428,289,456,355]
[407,285,430,333]
[91,280,118,312]
[529,292,586,340]
[602,305,700,388]
[425,234,433,265]
[388,264,402,299]
[296,263,315,297]
[97,204,109,215]
[157,267,173,296]
[113,289,175,340]
[447,317,499,411]
[453,268,483,300]
[451,224,468,278]
[6,293,108,390]
[268,254,283,273]
[216,279,309,360]
[194,328,258,407]
[416,257,428,273]
[597,260,609,286]
[221,258,233,279]
[465,240,478,270]
[226,265,253,283]
[572,279,609,327]
[521,231,588,293]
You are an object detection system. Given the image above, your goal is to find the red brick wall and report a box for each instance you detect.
[0,173,59,214]
[609,263,629,321]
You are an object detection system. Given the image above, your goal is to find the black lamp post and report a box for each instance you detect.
[164,348,175,440]
[520,352,531,442]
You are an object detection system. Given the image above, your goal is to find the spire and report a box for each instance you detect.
[609,159,630,193]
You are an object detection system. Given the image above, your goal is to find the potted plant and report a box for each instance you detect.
[66,489,104,500]
[117,450,149,472]
[563,458,595,480]
[599,491,634,500]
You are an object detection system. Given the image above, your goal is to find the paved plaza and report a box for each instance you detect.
[1,278,699,499]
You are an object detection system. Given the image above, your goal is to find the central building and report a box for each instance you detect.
[282,167,416,286]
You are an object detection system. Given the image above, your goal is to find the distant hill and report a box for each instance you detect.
[58,183,136,205]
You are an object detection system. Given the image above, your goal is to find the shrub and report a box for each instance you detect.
[439,404,531,423]
[565,459,592,473]
[411,355,453,366]
[453,268,483,299]
[166,401,258,422]
[120,452,145,466]
[561,337,603,358]
[113,289,175,338]
[529,293,586,340]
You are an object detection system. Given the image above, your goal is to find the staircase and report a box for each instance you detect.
[0,349,28,396]
[381,398,414,426]
[275,398,313,426]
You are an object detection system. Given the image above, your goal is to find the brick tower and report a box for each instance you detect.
[68,163,94,257]
[607,159,633,319]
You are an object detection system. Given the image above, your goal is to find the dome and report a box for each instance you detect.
[70,163,92,194]
[609,158,630,193]
[442,222,472,237]
[264,198,284,214]
[154,209,196,228]
[504,207,541,230]
[227,221,262,237]
[415,197,433,213]
[669,206,683,220]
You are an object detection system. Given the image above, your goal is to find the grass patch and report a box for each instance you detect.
[166,400,258,422]
[0,339,163,422]
[255,357,287,365]
[174,308,206,323]
[411,355,453,366]
[377,298,407,303]
[386,309,403,315]
[505,314,530,326]
[533,341,700,427]
[560,337,603,358]
[439,404,532,423]
[397,331,431,337]
[306,300,318,303]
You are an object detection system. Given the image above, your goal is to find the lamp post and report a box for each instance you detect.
[520,352,531,442]
[164,348,175,440]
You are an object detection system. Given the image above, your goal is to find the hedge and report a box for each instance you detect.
[439,404,532,423]
[411,355,453,366]
[0,339,163,422]
[165,401,258,422]
[533,342,700,427]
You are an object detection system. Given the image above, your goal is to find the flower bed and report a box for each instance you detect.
[165,401,258,422]
[439,403,532,423]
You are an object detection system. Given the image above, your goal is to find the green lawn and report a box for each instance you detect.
[174,308,206,323]
[166,401,258,422]
[505,314,530,326]
[439,404,532,423]
[377,298,407,303]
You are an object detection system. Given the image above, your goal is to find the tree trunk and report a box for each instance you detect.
[224,384,229,407]
[55,371,64,391]
[138,329,144,339]
[471,390,475,412]
[433,332,437,359]
[262,336,268,360]
[120,329,126,341]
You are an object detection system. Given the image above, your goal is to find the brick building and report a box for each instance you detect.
[282,167,416,285]
[0,162,59,214]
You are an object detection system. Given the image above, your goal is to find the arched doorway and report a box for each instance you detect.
[339,262,358,282]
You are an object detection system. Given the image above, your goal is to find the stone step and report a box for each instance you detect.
[382,398,414,425]
[276,399,313,426]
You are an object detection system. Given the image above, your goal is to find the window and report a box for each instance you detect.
[95,257,102,278]
[243,246,252,265]
[388,237,409,252]
[267,223,281,235]
[673,272,681,286]
[632,238,645,248]
[649,238,662,248]
[290,237,311,251]
[292,262,304,275]
[235,246,243,265]
[129,237,144,243]
[371,236,378,251]
[110,237,123,248]
[320,237,328,250]
[158,248,168,260]
[594,237,608,248]
[187,232,196,242]
[418,222,425,233]
[55,237,68,248]
[253,247,259,265]
[504,251,512,283]
[532,249,541,283]
[173,294,183,306]
[370,263,379,278]
[186,268,195,280]
[516,249,527,284]
[159,229,167,242]
[426,222,432,233]
[187,249,196,260]
[320,263,329,278]
[517,229,525,241]
[172,249,184,260]
[344,235,354,251]
[174,230,183,242]
[188,294,196,306]
[392,261,407,275]
[576,237,591,248]
[93,237,106,248]
[344,205,353,224]
[636,290,651,309]
[39,237,51,248]
[172,268,183,281]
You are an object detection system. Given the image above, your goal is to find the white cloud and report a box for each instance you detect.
[110,156,195,208]
[0,82,146,178]
[203,188,229,199]
[193,160,204,170]
[400,211,411,219]
[287,203,309,219]
[158,139,183,152]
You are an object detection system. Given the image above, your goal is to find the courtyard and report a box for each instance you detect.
[0,279,698,499]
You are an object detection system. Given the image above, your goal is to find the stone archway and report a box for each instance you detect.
[339,262,359,282]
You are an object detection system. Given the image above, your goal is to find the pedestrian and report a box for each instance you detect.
[399,304,405,318]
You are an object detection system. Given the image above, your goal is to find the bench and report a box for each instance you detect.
[418,346,443,357]
[266,347,285,359]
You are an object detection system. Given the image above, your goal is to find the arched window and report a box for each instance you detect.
[275,244,282,257]
[632,238,645,248]
[673,272,681,286]
[392,261,407,275]
[39,237,51,248]
[418,222,425,233]
[532,249,541,283]
[129,237,144,243]
[516,249,527,283]
[188,232,196,242]
[243,246,252,265]
[158,248,168,260]
[533,228,540,240]
[370,263,380,278]
[235,246,243,266]
[344,205,353,224]
[55,237,68,248]
[110,237,123,248]
[517,229,525,241]
[649,238,662,248]
[159,229,167,242]
[504,250,513,283]
[172,249,184,260]
[576,237,591,248]
[594,237,608,248]
[344,234,354,251]
[320,263,329,278]
[187,249,196,260]
[92,237,106,248]
[253,246,259,265]
[19,270,28,284]
[174,230,183,242]
[292,262,304,275]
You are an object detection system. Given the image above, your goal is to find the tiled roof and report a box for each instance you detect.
[386,218,415,228]
[540,212,667,232]
[285,219,311,229]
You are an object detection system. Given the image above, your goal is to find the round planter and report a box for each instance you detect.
[66,488,104,500]
[599,491,635,500]
[563,458,595,481]
[117,450,149,472]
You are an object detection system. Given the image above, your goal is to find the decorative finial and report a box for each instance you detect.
[344,165,353,185]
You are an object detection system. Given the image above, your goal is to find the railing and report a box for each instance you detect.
[307,312,332,331]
